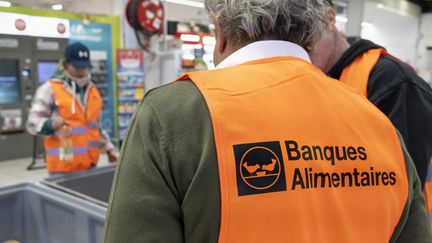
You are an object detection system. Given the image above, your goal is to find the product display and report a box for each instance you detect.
[178,33,215,71]
[117,49,145,140]
[89,57,115,139]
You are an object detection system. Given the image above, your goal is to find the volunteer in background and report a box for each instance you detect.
[27,42,117,175]
[309,0,432,213]
[104,0,432,242]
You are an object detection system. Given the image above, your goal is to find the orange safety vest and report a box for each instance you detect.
[44,81,103,172]
[178,57,408,242]
[340,49,432,216]
[339,48,385,97]
[427,166,432,215]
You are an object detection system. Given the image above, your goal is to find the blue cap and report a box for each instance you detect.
[64,42,91,69]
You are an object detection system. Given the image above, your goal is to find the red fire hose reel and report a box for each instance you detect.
[125,0,165,52]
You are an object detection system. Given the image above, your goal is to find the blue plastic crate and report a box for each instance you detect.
[0,183,106,243]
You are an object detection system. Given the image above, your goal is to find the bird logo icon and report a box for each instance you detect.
[239,146,281,190]
[243,158,277,176]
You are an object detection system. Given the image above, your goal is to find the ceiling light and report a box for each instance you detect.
[52,4,63,11]
[166,0,204,8]
[377,3,384,9]
[0,1,11,7]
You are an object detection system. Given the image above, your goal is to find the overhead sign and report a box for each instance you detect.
[0,12,70,38]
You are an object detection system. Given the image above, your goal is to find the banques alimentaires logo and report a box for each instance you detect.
[233,140,397,196]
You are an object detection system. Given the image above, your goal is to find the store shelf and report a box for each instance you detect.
[92,71,108,75]
[118,112,134,115]
[117,71,145,76]
[117,49,146,145]
[95,83,109,88]
[118,83,145,88]
[118,97,141,102]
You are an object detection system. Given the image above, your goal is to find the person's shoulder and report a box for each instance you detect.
[138,81,206,121]
[36,80,56,94]
[369,55,432,96]
[144,81,202,107]
[133,80,212,144]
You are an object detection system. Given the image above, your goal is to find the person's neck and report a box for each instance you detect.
[220,43,244,63]
[332,34,350,68]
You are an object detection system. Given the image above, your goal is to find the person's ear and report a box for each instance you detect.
[211,13,227,55]
[326,7,337,26]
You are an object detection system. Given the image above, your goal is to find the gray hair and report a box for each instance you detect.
[205,0,329,51]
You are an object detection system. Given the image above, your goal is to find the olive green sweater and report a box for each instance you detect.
[103,81,431,243]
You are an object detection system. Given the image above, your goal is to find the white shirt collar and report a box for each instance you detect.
[215,40,311,70]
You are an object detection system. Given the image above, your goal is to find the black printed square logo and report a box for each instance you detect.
[233,141,286,196]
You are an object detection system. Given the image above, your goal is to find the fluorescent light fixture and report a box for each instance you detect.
[166,0,204,8]
[336,16,348,23]
[180,34,200,42]
[0,1,11,7]
[52,4,63,11]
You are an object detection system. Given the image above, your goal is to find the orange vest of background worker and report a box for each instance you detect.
[339,48,432,215]
[177,56,409,242]
[43,80,103,172]
[338,48,407,97]
[27,42,117,174]
[310,5,432,222]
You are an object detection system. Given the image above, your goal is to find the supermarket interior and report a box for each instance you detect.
[0,0,432,242]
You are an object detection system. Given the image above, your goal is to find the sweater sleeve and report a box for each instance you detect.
[26,82,55,136]
[103,81,221,243]
[391,131,432,243]
[103,98,184,243]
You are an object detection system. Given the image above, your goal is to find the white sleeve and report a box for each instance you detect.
[26,82,55,135]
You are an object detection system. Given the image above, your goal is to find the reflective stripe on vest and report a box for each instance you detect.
[44,81,103,172]
[178,57,408,242]
[89,140,104,148]
[88,122,99,129]
[46,147,89,156]
[71,126,88,135]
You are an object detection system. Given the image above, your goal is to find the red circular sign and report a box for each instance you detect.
[136,0,164,33]
[57,23,66,34]
[15,19,26,31]
[125,0,164,34]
